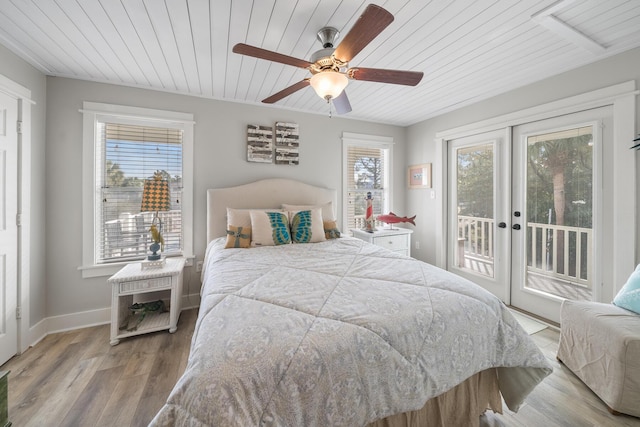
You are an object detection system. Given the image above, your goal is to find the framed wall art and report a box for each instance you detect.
[247,124,273,163]
[275,122,299,165]
[408,163,432,189]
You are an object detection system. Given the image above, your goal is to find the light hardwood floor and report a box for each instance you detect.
[482,327,640,427]
[1,309,197,427]
[1,308,639,427]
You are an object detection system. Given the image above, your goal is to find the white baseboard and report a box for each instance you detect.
[25,292,201,350]
[26,318,48,350]
[181,292,201,310]
[47,307,112,335]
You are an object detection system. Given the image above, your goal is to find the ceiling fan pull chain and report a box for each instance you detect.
[329,98,333,118]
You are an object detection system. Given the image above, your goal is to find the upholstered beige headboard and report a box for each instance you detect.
[207,178,337,243]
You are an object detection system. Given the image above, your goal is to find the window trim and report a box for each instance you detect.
[342,132,394,232]
[80,102,194,278]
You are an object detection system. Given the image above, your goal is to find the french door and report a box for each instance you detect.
[448,107,610,323]
[447,129,510,303]
[510,108,609,322]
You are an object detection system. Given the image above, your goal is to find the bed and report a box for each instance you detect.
[150,178,552,426]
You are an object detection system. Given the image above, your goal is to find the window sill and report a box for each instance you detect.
[79,254,195,278]
[79,262,128,279]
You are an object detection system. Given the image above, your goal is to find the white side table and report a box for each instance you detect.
[351,228,413,256]
[107,257,185,345]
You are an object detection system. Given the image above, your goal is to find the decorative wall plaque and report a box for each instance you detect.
[275,122,299,165]
[247,124,273,163]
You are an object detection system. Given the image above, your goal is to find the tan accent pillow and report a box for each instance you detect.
[324,220,341,239]
[224,225,251,248]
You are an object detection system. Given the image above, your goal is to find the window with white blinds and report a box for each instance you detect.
[342,134,392,231]
[96,122,183,263]
[82,102,194,277]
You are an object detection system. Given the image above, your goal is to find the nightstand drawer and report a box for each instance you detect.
[119,276,172,294]
[351,228,413,257]
[373,234,408,251]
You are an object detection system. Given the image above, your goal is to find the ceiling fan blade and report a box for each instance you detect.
[262,80,310,104]
[333,4,394,63]
[333,91,352,115]
[233,43,312,69]
[348,67,423,86]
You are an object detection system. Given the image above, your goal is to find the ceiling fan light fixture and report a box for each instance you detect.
[310,71,348,101]
[234,5,419,114]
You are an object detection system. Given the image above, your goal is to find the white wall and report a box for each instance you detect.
[0,44,47,327]
[406,47,640,297]
[44,77,407,320]
[4,40,639,334]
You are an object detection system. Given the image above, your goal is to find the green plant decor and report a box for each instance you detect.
[0,371,9,427]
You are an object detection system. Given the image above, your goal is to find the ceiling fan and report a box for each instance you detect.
[232,4,424,115]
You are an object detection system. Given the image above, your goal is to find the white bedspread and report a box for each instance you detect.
[151,237,552,426]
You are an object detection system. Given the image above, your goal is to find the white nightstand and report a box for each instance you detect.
[107,257,185,345]
[351,228,413,256]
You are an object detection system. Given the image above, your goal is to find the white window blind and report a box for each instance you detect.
[96,122,183,263]
[345,145,389,230]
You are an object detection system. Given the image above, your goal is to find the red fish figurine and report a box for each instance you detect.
[377,212,416,226]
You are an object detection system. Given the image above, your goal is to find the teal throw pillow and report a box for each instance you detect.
[613,264,640,315]
[288,208,326,243]
[250,210,291,246]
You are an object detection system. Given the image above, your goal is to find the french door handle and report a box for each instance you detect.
[512,224,521,230]
[498,222,507,228]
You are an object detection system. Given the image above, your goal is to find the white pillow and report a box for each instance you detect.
[288,208,326,243]
[226,207,252,229]
[250,210,291,246]
[226,207,282,232]
[282,201,335,222]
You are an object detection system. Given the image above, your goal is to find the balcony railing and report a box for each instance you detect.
[102,210,182,262]
[458,216,494,261]
[527,222,591,287]
[457,215,592,289]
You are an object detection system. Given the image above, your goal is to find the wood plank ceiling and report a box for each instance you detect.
[1,0,639,126]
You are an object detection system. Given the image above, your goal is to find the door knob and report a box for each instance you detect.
[498,222,507,228]
[512,224,521,230]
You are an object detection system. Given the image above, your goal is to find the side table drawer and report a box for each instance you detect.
[119,276,172,294]
[372,234,408,251]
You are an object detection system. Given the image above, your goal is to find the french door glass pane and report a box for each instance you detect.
[456,143,494,278]
[525,126,593,300]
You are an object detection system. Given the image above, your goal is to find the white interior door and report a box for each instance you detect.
[511,107,610,323]
[0,90,18,366]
